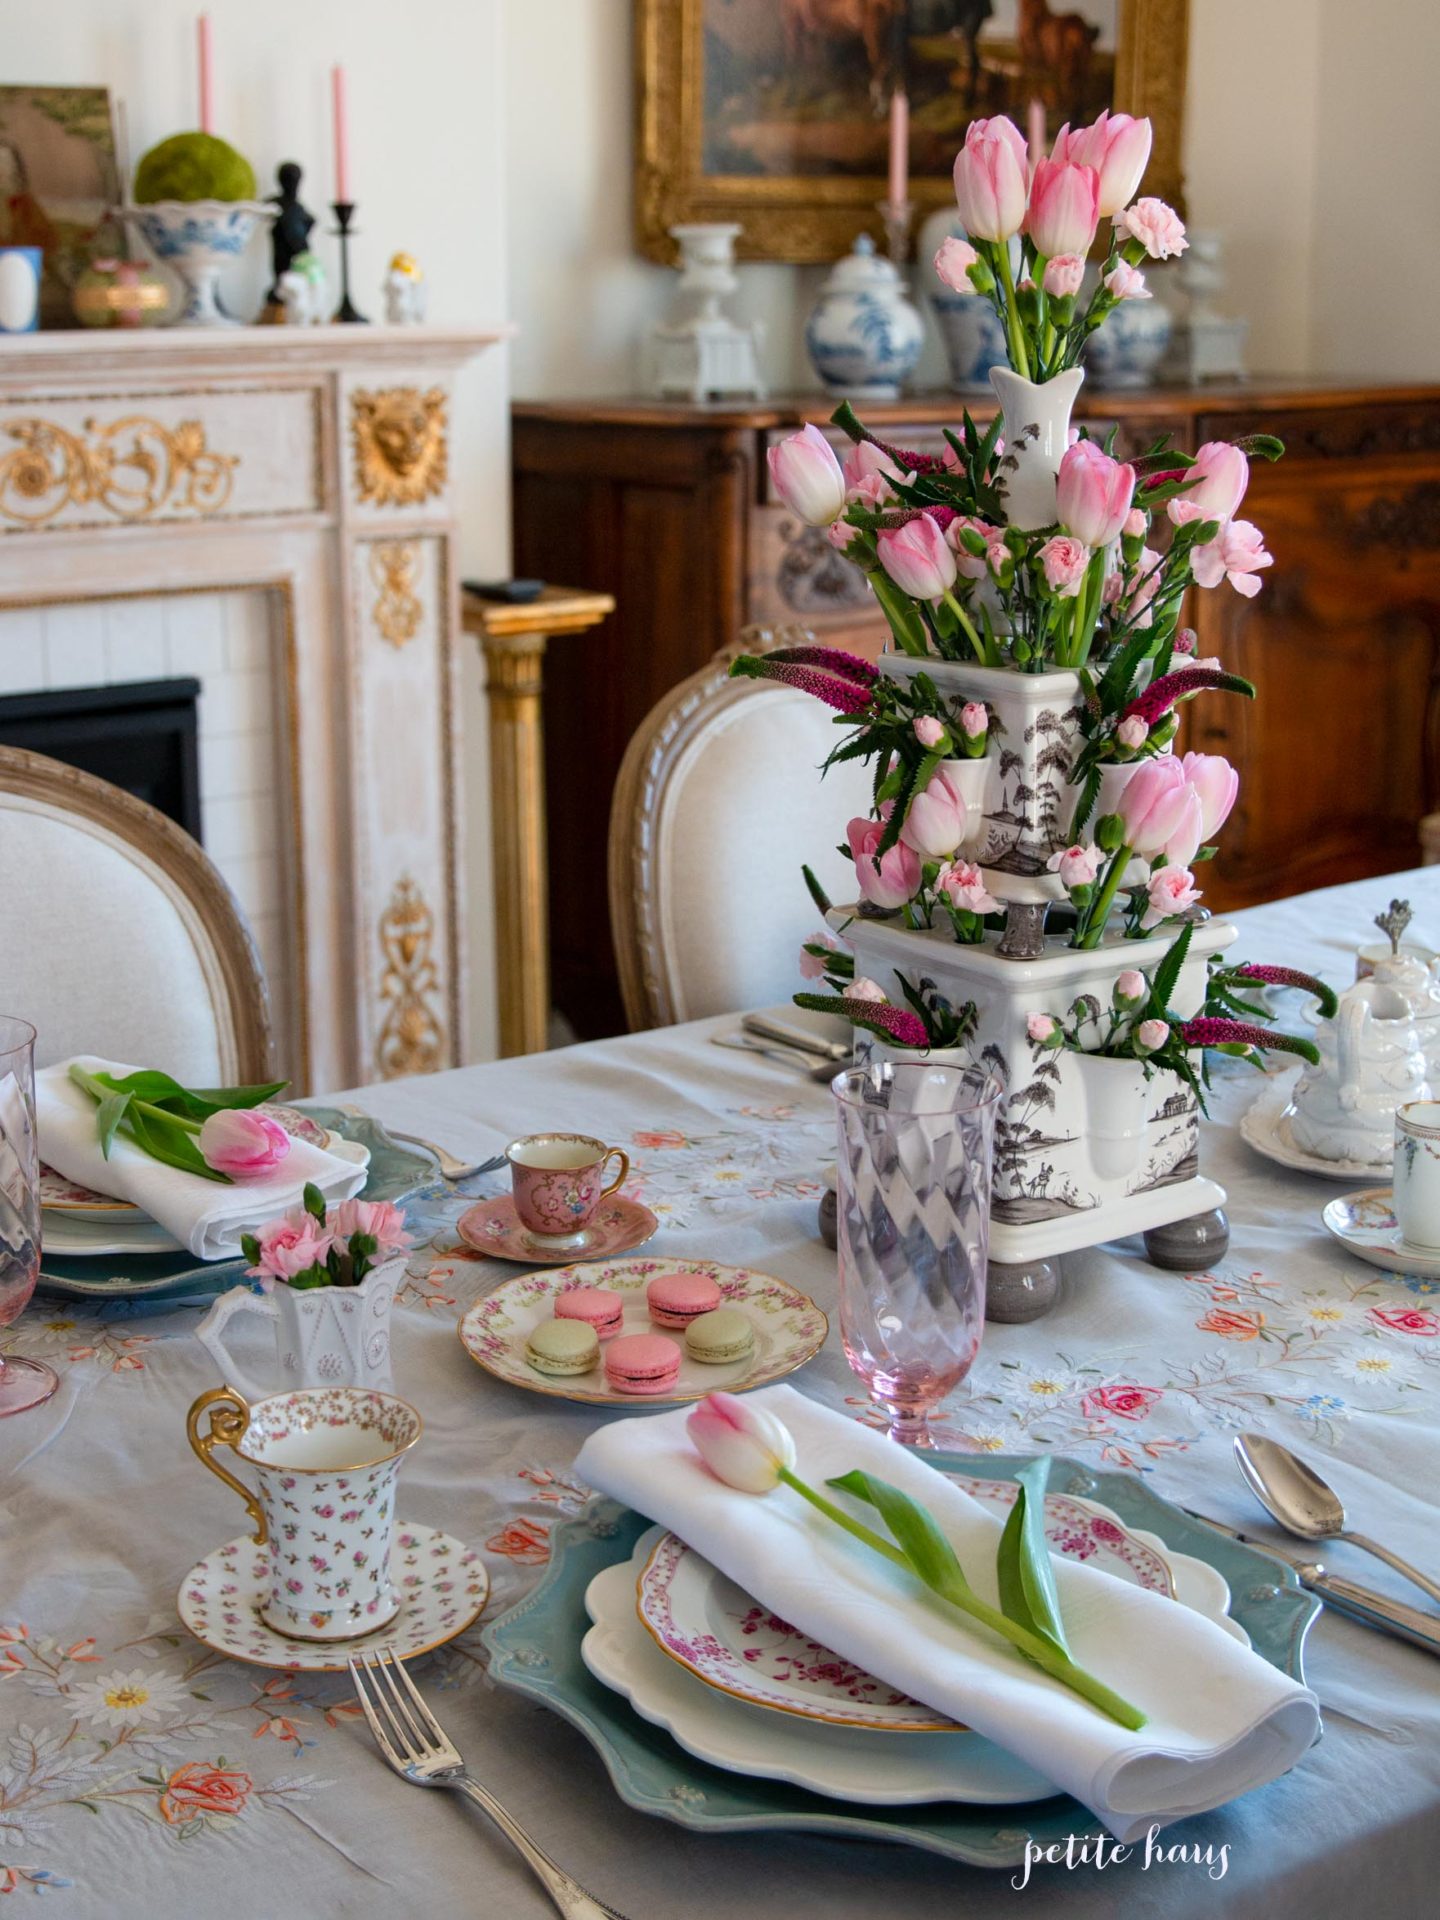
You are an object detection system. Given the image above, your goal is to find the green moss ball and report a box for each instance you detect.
[133,133,257,205]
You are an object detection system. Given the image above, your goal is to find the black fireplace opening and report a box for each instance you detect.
[0,678,203,843]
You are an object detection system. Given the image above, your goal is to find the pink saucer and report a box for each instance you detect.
[457,1192,659,1264]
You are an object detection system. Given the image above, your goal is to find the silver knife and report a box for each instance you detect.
[742,1013,852,1061]
[1183,1507,1440,1657]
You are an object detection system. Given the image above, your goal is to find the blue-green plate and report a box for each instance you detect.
[34,1105,436,1307]
[482,1454,1318,1869]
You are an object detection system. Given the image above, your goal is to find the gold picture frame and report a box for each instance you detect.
[635,0,1189,266]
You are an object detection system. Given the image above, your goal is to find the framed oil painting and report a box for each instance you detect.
[635,0,1188,264]
[0,86,121,326]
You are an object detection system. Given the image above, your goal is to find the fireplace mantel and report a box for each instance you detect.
[0,322,508,1092]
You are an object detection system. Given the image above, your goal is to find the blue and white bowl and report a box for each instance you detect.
[121,201,274,328]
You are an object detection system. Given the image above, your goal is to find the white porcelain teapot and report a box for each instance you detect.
[1368,951,1440,1082]
[1289,979,1431,1165]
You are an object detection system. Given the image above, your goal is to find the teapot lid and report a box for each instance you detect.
[1373,950,1440,1008]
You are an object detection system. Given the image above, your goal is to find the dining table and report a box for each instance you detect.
[4,868,1440,1918]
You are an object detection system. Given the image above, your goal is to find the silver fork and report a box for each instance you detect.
[349,1648,629,1919]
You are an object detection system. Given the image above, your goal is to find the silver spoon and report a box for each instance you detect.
[1234,1432,1440,1608]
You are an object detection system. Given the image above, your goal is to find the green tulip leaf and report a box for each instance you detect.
[94,1091,132,1160]
[995,1457,1070,1660]
[123,1102,229,1183]
[826,1469,978,1607]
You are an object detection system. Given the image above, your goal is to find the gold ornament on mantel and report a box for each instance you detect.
[0,414,238,527]
[369,540,422,647]
[350,386,448,507]
[376,874,445,1078]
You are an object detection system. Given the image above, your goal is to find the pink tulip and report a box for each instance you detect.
[1161,788,1205,869]
[933,235,981,292]
[1135,1017,1171,1053]
[843,440,908,490]
[687,1392,796,1494]
[876,513,957,601]
[767,424,846,527]
[1038,533,1090,598]
[1025,158,1100,259]
[1114,755,1195,857]
[1141,864,1202,930]
[1172,441,1249,524]
[935,859,998,915]
[332,1196,411,1254]
[901,767,967,859]
[848,976,888,1003]
[1052,111,1153,217]
[245,1209,334,1289]
[1116,197,1187,259]
[1046,842,1103,889]
[953,116,1029,242]
[1191,519,1273,597]
[1042,252,1085,298]
[1056,440,1137,548]
[200,1108,291,1178]
[1179,752,1239,840]
[960,701,988,739]
[1104,261,1149,301]
[847,816,921,910]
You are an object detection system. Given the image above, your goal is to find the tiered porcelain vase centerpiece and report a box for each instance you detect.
[737,110,1324,1319]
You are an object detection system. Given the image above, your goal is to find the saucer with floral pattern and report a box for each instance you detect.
[457,1193,659,1264]
[177,1522,489,1671]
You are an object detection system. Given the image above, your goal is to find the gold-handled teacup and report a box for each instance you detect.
[506,1131,630,1246]
[186,1384,421,1643]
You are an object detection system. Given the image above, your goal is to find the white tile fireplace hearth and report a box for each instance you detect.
[0,326,506,1092]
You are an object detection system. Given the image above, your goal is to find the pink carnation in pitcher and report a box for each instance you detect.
[246,1210,336,1289]
[331,1197,411,1256]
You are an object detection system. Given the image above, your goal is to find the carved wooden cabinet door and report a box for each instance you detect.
[1187,401,1440,910]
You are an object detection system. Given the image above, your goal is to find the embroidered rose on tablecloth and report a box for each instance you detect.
[159,1761,253,1825]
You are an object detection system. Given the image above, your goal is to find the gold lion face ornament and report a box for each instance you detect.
[351,385,447,506]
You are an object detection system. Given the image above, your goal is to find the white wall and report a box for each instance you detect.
[505,0,1439,394]
[0,0,512,1063]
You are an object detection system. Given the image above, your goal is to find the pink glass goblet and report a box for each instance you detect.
[0,1016,58,1417]
[832,1060,1000,1447]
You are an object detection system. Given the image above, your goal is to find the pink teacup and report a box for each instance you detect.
[506,1132,631,1246]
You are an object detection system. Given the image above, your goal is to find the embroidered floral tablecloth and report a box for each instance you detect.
[4,872,1440,1917]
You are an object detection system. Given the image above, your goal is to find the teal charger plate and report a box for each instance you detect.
[35,1106,437,1308]
[483,1453,1319,1870]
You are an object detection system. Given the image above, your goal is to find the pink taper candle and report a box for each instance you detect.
[887,89,909,210]
[1026,96,1046,173]
[331,64,350,203]
[197,14,213,135]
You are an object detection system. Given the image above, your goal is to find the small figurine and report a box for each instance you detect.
[383,251,426,325]
[278,251,327,325]
[267,161,315,307]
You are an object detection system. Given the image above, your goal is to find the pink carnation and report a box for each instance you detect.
[331,1197,411,1254]
[960,701,988,739]
[1104,261,1150,300]
[1027,1012,1059,1044]
[1115,715,1149,750]
[1038,534,1091,599]
[1141,864,1201,929]
[848,976,888,1003]
[1192,519,1273,598]
[1116,197,1187,259]
[913,715,946,750]
[935,859,998,915]
[1042,253,1086,298]
[1046,843,1102,889]
[1135,1018,1171,1053]
[246,1210,335,1290]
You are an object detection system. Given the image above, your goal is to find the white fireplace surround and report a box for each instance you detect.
[0,325,506,1093]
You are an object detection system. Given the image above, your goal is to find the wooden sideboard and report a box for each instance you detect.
[514,384,1440,1041]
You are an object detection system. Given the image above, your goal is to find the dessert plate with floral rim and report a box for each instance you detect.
[486,1469,1318,1867]
[456,1192,659,1264]
[1322,1187,1440,1278]
[177,1522,489,1672]
[457,1257,828,1407]
[1241,1069,1389,1182]
[626,1489,1242,1743]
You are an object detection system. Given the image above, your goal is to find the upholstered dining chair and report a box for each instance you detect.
[609,626,876,1030]
[0,746,273,1082]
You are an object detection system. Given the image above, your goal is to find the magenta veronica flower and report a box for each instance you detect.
[728,656,875,714]
[1120,668,1254,728]
[1175,1017,1319,1064]
[793,992,929,1050]
[1230,963,1338,1019]
[764,645,878,685]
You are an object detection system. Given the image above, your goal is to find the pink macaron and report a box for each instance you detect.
[646,1271,723,1330]
[604,1332,682,1397]
[554,1286,625,1341]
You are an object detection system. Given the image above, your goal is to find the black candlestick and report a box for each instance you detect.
[330,201,368,323]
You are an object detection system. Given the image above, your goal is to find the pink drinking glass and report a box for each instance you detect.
[0,1016,58,1417]
[832,1061,1001,1447]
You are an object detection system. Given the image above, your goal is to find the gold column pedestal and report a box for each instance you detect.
[465,586,614,1057]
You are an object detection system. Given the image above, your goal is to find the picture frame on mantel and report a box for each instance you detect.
[634,0,1189,266]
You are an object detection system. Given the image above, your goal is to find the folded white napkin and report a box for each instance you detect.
[36,1057,368,1261]
[576,1386,1320,1841]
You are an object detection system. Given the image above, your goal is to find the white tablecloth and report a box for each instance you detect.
[3,870,1440,1917]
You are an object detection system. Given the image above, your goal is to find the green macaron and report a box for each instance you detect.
[525,1316,600,1376]
[683,1307,755,1366]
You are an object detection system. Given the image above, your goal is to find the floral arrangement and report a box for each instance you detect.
[796,929,978,1053]
[67,1064,290,1184]
[241,1183,410,1292]
[1026,925,1329,1107]
[689,1391,1144,1728]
